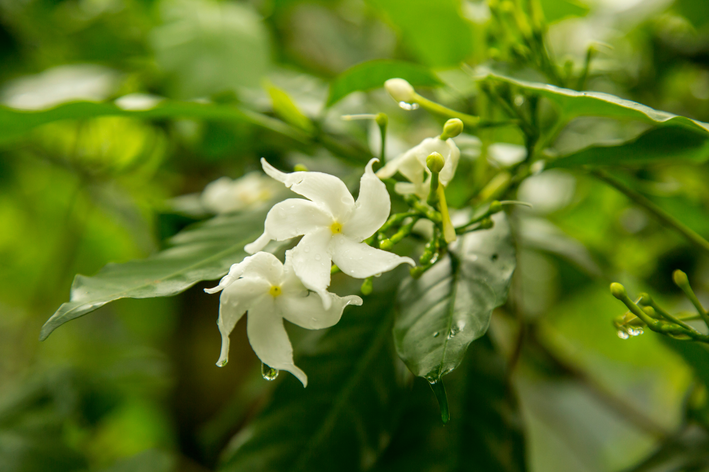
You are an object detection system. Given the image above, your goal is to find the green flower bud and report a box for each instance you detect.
[375,112,388,127]
[361,278,373,296]
[480,218,494,229]
[385,78,416,103]
[426,152,445,174]
[294,164,309,172]
[610,282,627,300]
[638,292,652,306]
[673,270,689,287]
[440,118,464,140]
[643,306,656,317]
[489,200,502,214]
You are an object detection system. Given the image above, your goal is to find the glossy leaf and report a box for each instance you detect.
[41,209,274,340]
[479,71,709,134]
[267,84,315,133]
[372,336,527,471]
[365,0,475,68]
[0,100,307,145]
[218,293,403,472]
[547,126,709,168]
[394,213,516,382]
[326,60,442,107]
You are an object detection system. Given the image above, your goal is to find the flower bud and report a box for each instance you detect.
[440,118,464,140]
[489,200,502,214]
[375,112,388,127]
[610,282,627,300]
[426,152,445,174]
[385,78,416,103]
[638,292,652,306]
[673,270,689,287]
[480,218,494,229]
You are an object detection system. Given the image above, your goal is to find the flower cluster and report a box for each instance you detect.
[205,158,415,386]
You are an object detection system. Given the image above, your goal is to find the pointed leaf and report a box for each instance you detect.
[41,210,277,340]
[394,213,516,382]
[547,126,709,168]
[218,293,403,472]
[326,60,441,107]
[479,71,709,134]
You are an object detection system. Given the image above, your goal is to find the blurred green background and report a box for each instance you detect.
[2,0,709,471]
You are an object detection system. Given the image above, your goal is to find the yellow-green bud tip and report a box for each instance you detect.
[489,201,502,213]
[610,282,627,300]
[375,112,388,127]
[673,270,689,287]
[294,164,309,172]
[384,78,416,103]
[638,293,652,306]
[426,152,445,173]
[440,118,464,140]
[380,239,393,251]
[643,306,656,317]
[480,218,494,229]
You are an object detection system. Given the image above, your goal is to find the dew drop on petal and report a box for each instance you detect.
[617,330,630,340]
[315,254,321,261]
[261,363,279,381]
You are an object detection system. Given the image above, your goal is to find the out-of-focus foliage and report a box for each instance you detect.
[2,0,709,471]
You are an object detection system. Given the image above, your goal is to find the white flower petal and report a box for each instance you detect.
[215,277,270,367]
[342,159,390,241]
[278,291,362,330]
[290,227,334,309]
[438,138,460,187]
[265,198,332,240]
[244,232,271,254]
[330,235,415,278]
[227,252,283,286]
[247,298,308,387]
[260,158,355,221]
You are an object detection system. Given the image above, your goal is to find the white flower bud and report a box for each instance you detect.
[385,78,416,103]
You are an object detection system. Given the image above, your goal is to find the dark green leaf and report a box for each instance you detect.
[676,0,709,30]
[547,126,709,168]
[0,100,307,145]
[218,292,403,472]
[326,60,442,107]
[365,0,475,67]
[95,450,177,472]
[394,213,516,382]
[626,426,709,472]
[479,72,709,134]
[41,209,276,340]
[372,335,527,472]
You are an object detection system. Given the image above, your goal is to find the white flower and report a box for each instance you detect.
[377,137,460,199]
[205,251,362,387]
[245,158,415,308]
[201,172,281,214]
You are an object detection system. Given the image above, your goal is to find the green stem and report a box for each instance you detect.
[592,169,709,255]
[412,93,480,128]
[428,379,450,424]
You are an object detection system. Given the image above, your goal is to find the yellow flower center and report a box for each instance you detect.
[269,285,282,297]
[330,221,343,234]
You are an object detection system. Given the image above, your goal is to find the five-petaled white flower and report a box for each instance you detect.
[245,158,415,308]
[377,137,460,199]
[205,251,362,387]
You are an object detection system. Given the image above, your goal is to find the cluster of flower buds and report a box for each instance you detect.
[611,270,709,344]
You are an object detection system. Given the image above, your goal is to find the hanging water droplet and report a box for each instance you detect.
[627,326,644,337]
[261,363,279,381]
[433,331,440,338]
[398,101,419,110]
[617,329,630,340]
[218,359,228,367]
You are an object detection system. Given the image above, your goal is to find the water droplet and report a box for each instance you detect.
[218,359,228,367]
[315,254,321,261]
[627,326,644,337]
[514,95,525,107]
[617,329,630,340]
[433,331,440,337]
[304,246,310,253]
[398,101,420,110]
[447,325,461,339]
[261,363,279,381]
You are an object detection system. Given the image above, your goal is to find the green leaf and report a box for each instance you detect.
[547,126,709,168]
[0,100,307,146]
[394,213,516,382]
[326,60,442,107]
[266,84,315,133]
[372,336,527,471]
[539,0,590,23]
[365,0,475,68]
[479,71,709,134]
[41,209,275,340]
[218,293,403,472]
